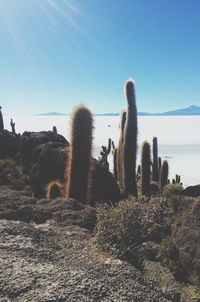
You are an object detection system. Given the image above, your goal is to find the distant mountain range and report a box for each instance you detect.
[35,105,200,116]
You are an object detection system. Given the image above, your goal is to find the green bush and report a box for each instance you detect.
[162,184,183,198]
[95,200,145,268]
[157,237,185,281]
[162,184,183,212]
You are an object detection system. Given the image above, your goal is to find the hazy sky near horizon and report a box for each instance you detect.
[0,0,200,115]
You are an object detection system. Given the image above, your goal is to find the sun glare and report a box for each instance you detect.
[0,0,81,48]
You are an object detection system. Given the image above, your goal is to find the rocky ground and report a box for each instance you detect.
[1,219,172,302]
[0,186,168,302]
[0,186,200,302]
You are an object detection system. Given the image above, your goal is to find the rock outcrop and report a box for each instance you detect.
[0,130,20,159]
[181,184,200,197]
[0,186,96,231]
[16,131,68,171]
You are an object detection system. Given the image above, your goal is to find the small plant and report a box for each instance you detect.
[46,180,63,199]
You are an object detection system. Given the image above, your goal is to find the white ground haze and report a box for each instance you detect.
[4,115,200,187]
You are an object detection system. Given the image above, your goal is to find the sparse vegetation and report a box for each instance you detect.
[0,159,31,192]
[96,200,145,269]
[157,237,185,281]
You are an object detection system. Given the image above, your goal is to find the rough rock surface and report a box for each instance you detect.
[181,184,200,197]
[0,186,96,231]
[172,196,200,281]
[16,131,68,171]
[0,219,170,302]
[0,130,20,159]
[30,142,68,197]
[90,161,121,204]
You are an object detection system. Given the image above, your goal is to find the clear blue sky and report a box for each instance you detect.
[0,0,200,115]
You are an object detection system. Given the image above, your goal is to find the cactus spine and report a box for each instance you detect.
[117,109,126,192]
[46,180,63,200]
[123,80,138,197]
[0,106,4,131]
[141,141,151,197]
[152,137,159,181]
[65,105,93,203]
[160,160,169,190]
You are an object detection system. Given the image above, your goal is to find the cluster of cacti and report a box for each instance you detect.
[42,78,182,204]
[0,106,4,131]
[98,138,114,170]
[170,174,182,185]
[139,137,169,196]
[112,80,173,199]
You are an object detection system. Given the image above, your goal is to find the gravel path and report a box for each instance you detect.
[0,219,171,302]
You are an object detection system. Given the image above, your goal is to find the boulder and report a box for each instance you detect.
[90,161,121,204]
[181,184,200,197]
[16,131,68,171]
[30,142,68,197]
[0,130,20,159]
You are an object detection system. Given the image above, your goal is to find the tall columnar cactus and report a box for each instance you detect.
[46,180,63,200]
[65,105,93,203]
[160,160,169,191]
[152,137,159,181]
[123,80,138,197]
[0,106,4,131]
[141,141,151,197]
[158,157,162,175]
[10,119,15,133]
[113,147,118,181]
[117,109,126,192]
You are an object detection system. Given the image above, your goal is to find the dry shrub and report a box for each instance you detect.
[95,199,145,269]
